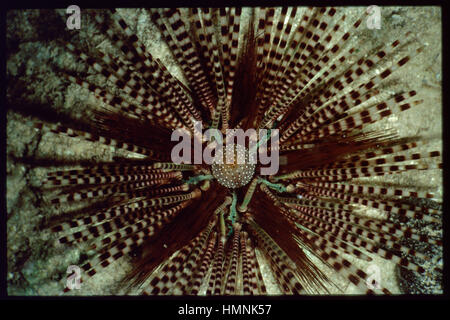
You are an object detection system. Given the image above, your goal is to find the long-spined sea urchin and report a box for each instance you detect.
[6,7,442,295]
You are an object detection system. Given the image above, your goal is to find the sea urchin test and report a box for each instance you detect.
[171,120,279,178]
[211,143,256,188]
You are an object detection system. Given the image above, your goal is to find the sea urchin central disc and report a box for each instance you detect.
[211,144,255,189]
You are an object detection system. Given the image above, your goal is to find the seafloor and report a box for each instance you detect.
[6,7,442,295]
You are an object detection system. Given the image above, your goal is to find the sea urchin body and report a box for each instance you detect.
[6,7,442,295]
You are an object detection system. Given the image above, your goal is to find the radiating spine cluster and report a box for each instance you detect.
[12,7,441,295]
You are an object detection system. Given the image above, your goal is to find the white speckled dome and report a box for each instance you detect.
[211,143,255,188]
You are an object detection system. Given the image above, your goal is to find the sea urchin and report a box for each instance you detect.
[6,6,443,295]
